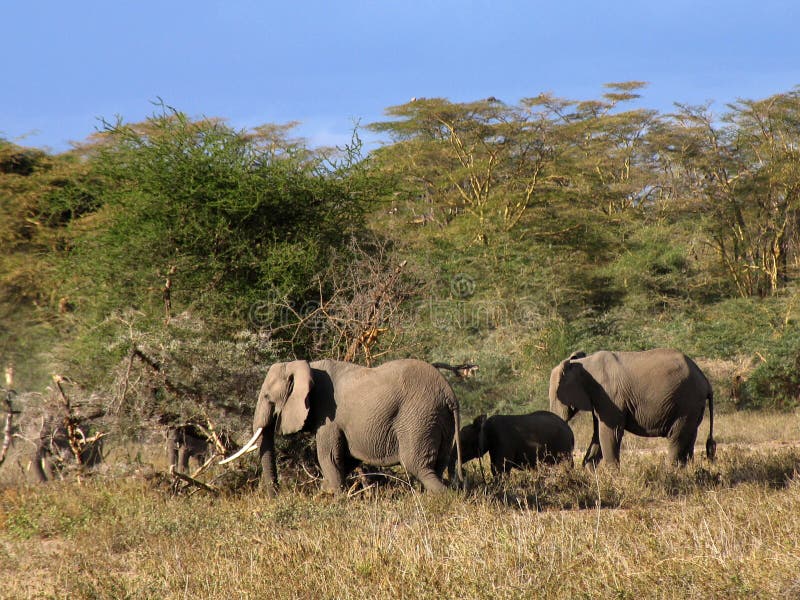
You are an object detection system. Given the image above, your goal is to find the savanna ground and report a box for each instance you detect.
[1,410,799,599]
[6,85,800,600]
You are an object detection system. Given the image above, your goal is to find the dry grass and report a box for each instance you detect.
[570,407,800,453]
[1,411,799,599]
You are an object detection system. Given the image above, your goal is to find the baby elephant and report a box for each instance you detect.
[453,411,574,476]
[167,424,233,474]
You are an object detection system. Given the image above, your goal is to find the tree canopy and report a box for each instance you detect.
[2,84,799,421]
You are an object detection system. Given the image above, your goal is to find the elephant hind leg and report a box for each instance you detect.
[668,417,699,466]
[400,446,448,493]
[409,466,448,492]
[433,435,452,482]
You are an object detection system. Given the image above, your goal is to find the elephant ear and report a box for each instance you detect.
[277,360,314,435]
[560,360,593,412]
[569,350,587,361]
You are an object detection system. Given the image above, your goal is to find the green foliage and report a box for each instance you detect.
[69,107,362,320]
[0,142,98,388]
[34,107,368,386]
[604,224,692,308]
[744,325,800,409]
[4,86,800,420]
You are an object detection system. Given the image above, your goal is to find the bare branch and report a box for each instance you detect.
[431,362,480,379]
[169,465,220,495]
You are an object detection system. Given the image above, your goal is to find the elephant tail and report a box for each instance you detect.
[705,389,717,461]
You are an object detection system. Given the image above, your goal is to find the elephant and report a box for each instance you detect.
[452,410,574,477]
[221,358,463,494]
[33,417,104,482]
[549,349,716,468]
[167,423,233,474]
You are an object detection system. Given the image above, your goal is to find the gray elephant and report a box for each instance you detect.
[33,417,104,482]
[452,410,574,476]
[221,358,463,493]
[167,424,233,474]
[549,349,716,468]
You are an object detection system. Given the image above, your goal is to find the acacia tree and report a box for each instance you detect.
[368,83,661,245]
[0,140,101,387]
[664,91,800,296]
[567,82,661,214]
[34,106,370,390]
[369,96,567,243]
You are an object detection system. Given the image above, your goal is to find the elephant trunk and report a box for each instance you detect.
[550,400,573,423]
[219,395,277,465]
[259,416,278,493]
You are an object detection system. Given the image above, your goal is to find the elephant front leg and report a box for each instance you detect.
[582,413,603,468]
[178,447,190,474]
[597,422,624,468]
[315,422,349,493]
[488,450,512,478]
[582,444,602,468]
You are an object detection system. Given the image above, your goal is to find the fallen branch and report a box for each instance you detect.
[193,416,229,456]
[169,465,220,495]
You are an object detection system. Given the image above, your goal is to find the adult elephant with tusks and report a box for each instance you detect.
[549,348,716,468]
[221,358,463,493]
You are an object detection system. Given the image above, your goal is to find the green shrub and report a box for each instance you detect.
[744,325,800,409]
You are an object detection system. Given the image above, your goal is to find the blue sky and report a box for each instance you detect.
[3,0,800,153]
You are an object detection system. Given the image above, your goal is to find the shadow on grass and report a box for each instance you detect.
[143,443,800,511]
[457,446,800,511]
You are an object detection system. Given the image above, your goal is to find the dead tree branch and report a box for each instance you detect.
[343,259,407,364]
[52,375,84,466]
[269,237,419,365]
[169,465,220,495]
[131,346,205,403]
[432,362,480,379]
[0,374,18,466]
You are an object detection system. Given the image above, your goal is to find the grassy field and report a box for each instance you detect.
[1,410,799,599]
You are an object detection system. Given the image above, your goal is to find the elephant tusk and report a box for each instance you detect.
[219,427,263,465]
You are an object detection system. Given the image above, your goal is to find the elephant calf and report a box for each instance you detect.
[453,410,574,476]
[167,424,233,474]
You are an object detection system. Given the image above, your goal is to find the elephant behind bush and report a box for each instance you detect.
[167,423,235,474]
